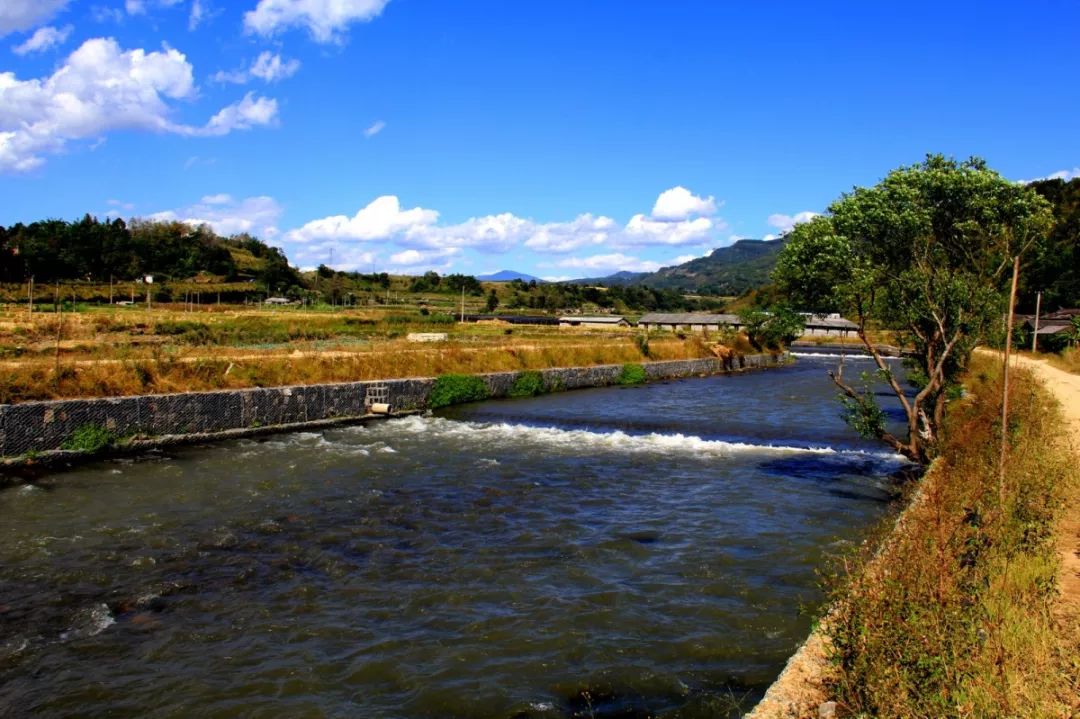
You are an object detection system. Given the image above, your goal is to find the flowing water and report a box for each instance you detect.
[0,355,908,718]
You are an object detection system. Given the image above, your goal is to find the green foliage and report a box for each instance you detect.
[838,376,888,440]
[429,374,490,408]
[774,155,1054,461]
[485,289,499,312]
[634,332,651,358]
[509,370,545,398]
[617,363,647,385]
[62,423,117,453]
[738,305,805,350]
[1022,178,1080,311]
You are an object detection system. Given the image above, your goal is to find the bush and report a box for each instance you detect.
[634,333,651,358]
[617,363,647,385]
[509,370,545,398]
[429,374,490,408]
[61,423,117,453]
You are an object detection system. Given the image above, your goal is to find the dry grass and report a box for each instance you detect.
[824,354,1080,717]
[0,305,723,402]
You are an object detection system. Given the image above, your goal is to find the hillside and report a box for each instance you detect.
[574,238,787,294]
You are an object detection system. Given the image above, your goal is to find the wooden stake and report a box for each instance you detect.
[1031,290,1042,352]
[999,255,1020,504]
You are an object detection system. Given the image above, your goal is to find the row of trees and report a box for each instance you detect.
[0,215,299,289]
[504,278,724,313]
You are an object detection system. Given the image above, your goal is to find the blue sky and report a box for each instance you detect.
[2,1,1078,279]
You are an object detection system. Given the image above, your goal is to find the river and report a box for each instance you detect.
[0,354,907,718]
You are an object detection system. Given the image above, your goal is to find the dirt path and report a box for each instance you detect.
[1000,351,1080,618]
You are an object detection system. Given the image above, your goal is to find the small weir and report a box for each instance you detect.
[0,355,907,718]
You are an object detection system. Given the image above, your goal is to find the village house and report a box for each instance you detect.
[636,313,744,332]
[558,316,630,328]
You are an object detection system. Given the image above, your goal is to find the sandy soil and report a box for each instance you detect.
[1002,352,1080,619]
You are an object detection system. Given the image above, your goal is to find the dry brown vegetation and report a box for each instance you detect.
[824,354,1080,718]
[0,305,723,402]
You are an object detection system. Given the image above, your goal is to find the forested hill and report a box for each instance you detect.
[0,215,298,289]
[636,238,787,293]
[1025,178,1080,311]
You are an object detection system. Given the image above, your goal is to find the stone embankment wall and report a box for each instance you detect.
[0,355,783,458]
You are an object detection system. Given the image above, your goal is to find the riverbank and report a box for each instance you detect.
[747,351,1080,718]
[0,353,785,477]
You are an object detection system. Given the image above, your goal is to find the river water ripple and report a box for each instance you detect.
[0,355,906,718]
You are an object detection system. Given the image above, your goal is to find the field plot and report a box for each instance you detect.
[0,304,719,403]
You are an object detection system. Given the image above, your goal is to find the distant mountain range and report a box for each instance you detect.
[476,269,545,282]
[568,238,788,294]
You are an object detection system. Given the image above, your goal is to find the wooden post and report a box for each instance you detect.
[1031,291,1042,352]
[27,276,33,319]
[999,255,1020,504]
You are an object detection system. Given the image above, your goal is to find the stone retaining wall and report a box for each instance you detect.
[0,354,782,457]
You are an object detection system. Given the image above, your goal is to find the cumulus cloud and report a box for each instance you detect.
[286,195,439,243]
[651,186,718,220]
[363,120,386,138]
[0,38,278,172]
[244,0,390,43]
[0,0,70,37]
[766,211,819,234]
[149,194,283,238]
[12,24,72,55]
[280,185,728,273]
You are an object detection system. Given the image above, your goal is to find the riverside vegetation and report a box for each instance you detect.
[823,354,1079,717]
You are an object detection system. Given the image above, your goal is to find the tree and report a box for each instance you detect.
[485,289,499,312]
[774,155,1053,463]
[738,306,805,350]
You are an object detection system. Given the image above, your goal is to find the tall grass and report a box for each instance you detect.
[824,354,1079,717]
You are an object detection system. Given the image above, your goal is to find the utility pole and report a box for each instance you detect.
[460,285,465,322]
[999,255,1020,503]
[27,276,34,319]
[1031,290,1042,352]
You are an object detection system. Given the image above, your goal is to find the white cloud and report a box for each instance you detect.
[766,211,818,234]
[251,51,300,81]
[622,214,715,246]
[125,0,183,16]
[1020,167,1080,183]
[212,51,299,84]
[198,92,278,136]
[521,214,616,253]
[0,38,277,172]
[555,253,664,274]
[363,119,385,138]
[149,194,283,238]
[189,0,204,29]
[652,186,717,220]
[244,0,390,43]
[91,6,126,24]
[388,247,459,268]
[0,0,70,37]
[12,24,72,55]
[286,195,439,243]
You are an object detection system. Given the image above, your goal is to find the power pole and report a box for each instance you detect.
[999,255,1020,503]
[460,285,465,322]
[1031,290,1042,352]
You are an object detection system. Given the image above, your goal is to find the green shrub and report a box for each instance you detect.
[634,333,651,358]
[429,374,490,408]
[617,363,647,385]
[509,370,545,398]
[62,423,117,453]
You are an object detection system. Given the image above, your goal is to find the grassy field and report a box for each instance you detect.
[823,353,1080,717]
[0,303,736,403]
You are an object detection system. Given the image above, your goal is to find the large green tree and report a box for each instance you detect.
[774,155,1053,462]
